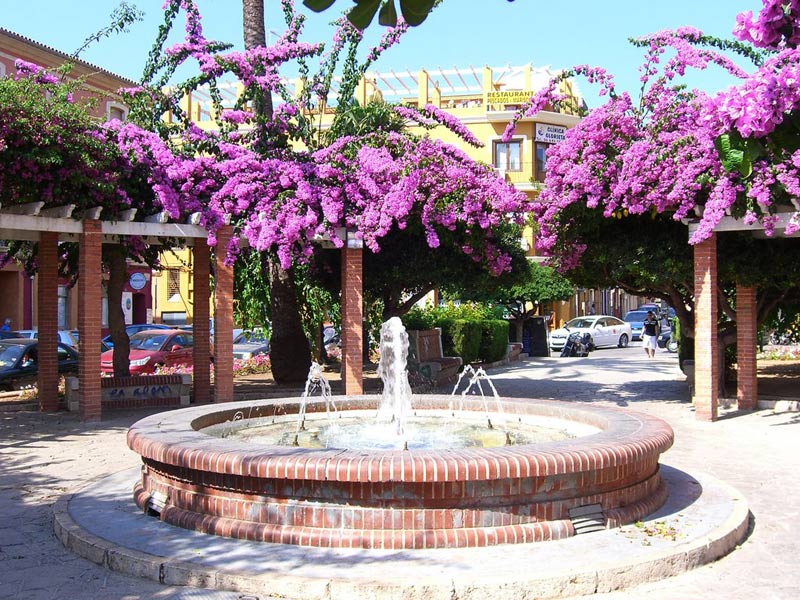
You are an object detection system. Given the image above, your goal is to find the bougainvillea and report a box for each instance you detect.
[502,0,800,268]
[1,0,526,280]
[115,0,526,271]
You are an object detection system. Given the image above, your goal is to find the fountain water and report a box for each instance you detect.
[375,317,413,437]
[451,363,506,430]
[128,318,674,549]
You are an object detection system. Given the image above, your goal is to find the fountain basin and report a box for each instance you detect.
[127,395,674,549]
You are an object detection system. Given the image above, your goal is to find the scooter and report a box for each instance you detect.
[560,332,593,357]
[657,330,679,353]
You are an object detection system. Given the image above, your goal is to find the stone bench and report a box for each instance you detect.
[65,374,193,411]
[407,328,463,386]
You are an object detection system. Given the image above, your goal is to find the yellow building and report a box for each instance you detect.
[165,64,637,327]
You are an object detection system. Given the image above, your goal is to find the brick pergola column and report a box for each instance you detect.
[193,241,211,405]
[693,233,719,421]
[36,231,60,412]
[736,283,758,411]
[213,226,234,402]
[77,220,103,422]
[341,246,363,395]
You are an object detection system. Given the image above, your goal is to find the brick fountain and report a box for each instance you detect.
[127,318,674,549]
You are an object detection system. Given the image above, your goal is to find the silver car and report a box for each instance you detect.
[232,330,270,360]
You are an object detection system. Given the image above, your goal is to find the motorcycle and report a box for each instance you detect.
[560,332,593,357]
[657,330,679,353]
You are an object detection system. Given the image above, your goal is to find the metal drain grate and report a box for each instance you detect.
[568,503,606,535]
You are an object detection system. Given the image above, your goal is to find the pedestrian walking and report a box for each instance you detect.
[1,317,10,332]
[642,310,660,358]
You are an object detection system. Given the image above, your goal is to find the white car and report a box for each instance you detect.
[549,315,631,351]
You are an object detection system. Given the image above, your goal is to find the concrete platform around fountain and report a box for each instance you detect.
[54,463,749,600]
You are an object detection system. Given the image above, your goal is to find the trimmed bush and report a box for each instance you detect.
[479,319,510,363]
[447,319,482,364]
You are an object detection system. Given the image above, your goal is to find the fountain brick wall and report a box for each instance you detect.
[128,396,674,549]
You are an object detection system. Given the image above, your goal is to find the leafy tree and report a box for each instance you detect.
[498,2,800,374]
[458,260,574,342]
[302,0,516,29]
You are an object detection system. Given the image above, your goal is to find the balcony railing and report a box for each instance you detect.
[493,161,545,186]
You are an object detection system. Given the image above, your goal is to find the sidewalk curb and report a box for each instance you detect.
[53,467,750,600]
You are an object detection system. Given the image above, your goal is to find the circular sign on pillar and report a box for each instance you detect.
[129,272,147,290]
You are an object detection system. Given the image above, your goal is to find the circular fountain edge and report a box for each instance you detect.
[127,396,674,549]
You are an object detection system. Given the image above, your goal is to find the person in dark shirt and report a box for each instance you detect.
[642,311,660,358]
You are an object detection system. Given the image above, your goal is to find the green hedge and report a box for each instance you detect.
[402,305,509,366]
[448,319,482,364]
[478,319,510,363]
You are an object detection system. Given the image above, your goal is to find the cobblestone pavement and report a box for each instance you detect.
[1,345,798,600]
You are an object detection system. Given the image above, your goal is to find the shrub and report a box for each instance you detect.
[448,319,482,364]
[478,319,509,363]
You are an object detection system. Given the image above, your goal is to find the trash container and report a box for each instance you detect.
[524,316,549,357]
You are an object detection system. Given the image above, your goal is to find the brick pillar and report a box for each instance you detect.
[693,234,718,421]
[213,226,234,402]
[736,284,758,410]
[193,241,212,404]
[77,221,103,422]
[341,246,363,395]
[36,232,60,412]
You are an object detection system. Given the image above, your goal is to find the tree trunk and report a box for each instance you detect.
[243,0,309,383]
[242,0,273,122]
[267,255,311,382]
[104,245,130,377]
[513,318,524,344]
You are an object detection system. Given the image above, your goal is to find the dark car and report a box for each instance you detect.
[102,323,172,348]
[0,339,79,391]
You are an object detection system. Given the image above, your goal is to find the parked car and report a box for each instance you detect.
[102,323,172,348]
[549,315,631,351]
[624,310,672,342]
[13,329,80,348]
[637,303,662,315]
[0,339,79,391]
[100,329,195,375]
[623,310,650,341]
[232,329,270,360]
[0,330,21,340]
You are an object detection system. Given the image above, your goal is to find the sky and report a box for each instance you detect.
[1,0,766,106]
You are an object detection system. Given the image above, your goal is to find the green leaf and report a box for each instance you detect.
[347,0,382,29]
[738,154,752,178]
[714,133,744,173]
[399,0,437,26]
[302,0,337,12]
[742,137,765,163]
[378,0,399,26]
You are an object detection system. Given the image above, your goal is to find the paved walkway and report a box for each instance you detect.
[1,346,798,599]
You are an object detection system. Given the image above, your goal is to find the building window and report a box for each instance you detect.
[535,142,549,182]
[493,140,522,171]
[167,270,181,302]
[106,101,128,121]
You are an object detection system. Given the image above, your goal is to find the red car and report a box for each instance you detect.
[100,329,195,375]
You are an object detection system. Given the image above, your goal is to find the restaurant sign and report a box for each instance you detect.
[487,90,534,104]
[535,123,567,144]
